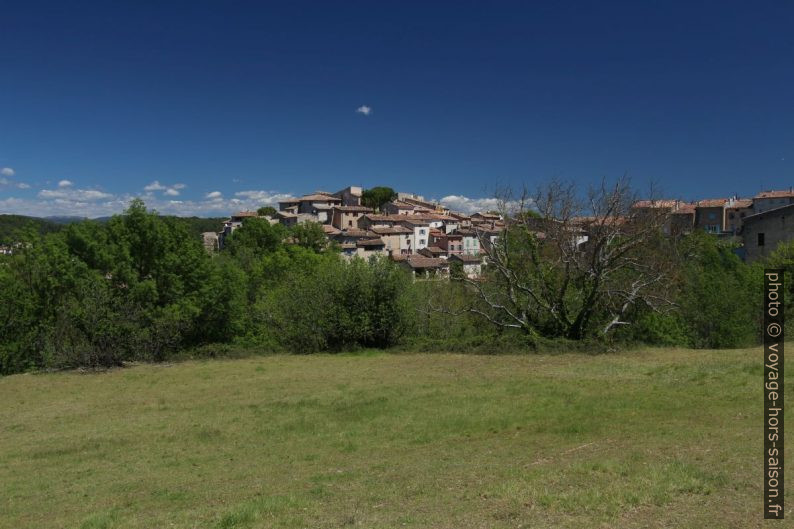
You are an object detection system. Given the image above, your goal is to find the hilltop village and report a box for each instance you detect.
[206,186,498,278]
[203,185,794,275]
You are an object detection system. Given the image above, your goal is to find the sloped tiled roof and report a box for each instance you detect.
[299,193,342,202]
[671,203,696,214]
[401,256,447,269]
[695,198,728,208]
[727,199,753,209]
[370,226,413,235]
[755,189,794,199]
[356,238,385,247]
[334,205,373,212]
[450,254,482,263]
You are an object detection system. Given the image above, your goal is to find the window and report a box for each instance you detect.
[348,220,353,227]
[419,239,426,245]
[419,229,426,235]
[758,233,765,246]
[708,212,716,220]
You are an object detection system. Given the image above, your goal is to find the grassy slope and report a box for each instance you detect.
[0,348,788,528]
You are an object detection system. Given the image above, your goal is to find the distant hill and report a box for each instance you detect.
[0,215,63,244]
[44,216,90,224]
[0,214,226,244]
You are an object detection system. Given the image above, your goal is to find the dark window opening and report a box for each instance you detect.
[758,233,765,246]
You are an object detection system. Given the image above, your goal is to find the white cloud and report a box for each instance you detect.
[144,180,166,191]
[356,105,372,116]
[39,187,114,201]
[439,195,504,215]
[1,176,33,190]
[439,194,529,216]
[145,181,185,196]
[58,179,73,188]
[234,190,295,203]
[1,167,14,177]
[0,181,306,219]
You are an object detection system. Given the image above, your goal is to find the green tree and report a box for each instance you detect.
[224,217,286,257]
[674,231,761,348]
[361,186,397,211]
[257,206,278,217]
[290,222,328,252]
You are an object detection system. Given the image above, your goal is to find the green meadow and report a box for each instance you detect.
[0,347,787,528]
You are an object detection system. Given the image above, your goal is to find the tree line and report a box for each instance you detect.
[0,182,787,375]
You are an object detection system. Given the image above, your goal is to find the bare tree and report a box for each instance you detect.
[445,175,675,340]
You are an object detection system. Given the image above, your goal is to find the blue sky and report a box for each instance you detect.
[1,1,793,217]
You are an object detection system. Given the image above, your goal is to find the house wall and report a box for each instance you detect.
[298,200,340,215]
[381,202,413,215]
[463,262,481,278]
[754,197,794,214]
[725,207,753,234]
[461,235,480,255]
[694,206,725,233]
[438,236,463,255]
[379,233,409,256]
[355,246,387,259]
[332,210,365,229]
[412,225,430,251]
[334,186,362,206]
[743,210,794,261]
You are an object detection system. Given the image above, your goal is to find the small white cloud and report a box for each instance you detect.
[356,105,372,116]
[144,180,166,191]
[206,191,222,199]
[38,188,114,201]
[58,179,73,188]
[1,175,32,190]
[172,183,186,190]
[1,167,14,177]
[164,188,180,196]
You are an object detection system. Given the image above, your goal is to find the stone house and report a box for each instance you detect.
[455,228,482,255]
[395,255,449,278]
[669,203,695,235]
[333,186,363,206]
[381,200,418,215]
[694,198,728,234]
[370,225,413,256]
[431,231,463,256]
[724,198,753,235]
[278,193,341,222]
[753,189,794,214]
[398,218,431,253]
[742,204,794,261]
[449,253,483,278]
[331,205,374,229]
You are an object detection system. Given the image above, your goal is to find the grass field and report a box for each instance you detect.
[0,347,789,528]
